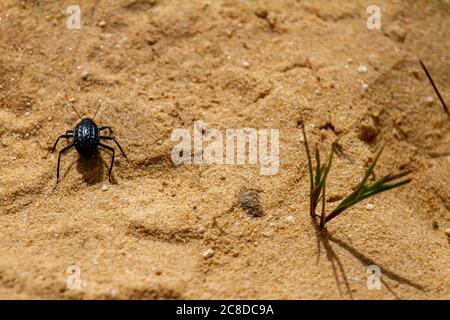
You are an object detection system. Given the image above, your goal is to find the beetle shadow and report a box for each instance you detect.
[75,150,114,185]
[310,216,425,299]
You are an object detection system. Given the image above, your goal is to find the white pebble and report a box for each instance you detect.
[445,228,450,236]
[286,215,296,222]
[366,203,375,210]
[357,65,368,73]
[81,70,89,79]
[98,20,106,27]
[361,82,369,91]
[101,185,109,191]
[241,61,250,68]
[425,96,434,105]
[197,226,206,234]
[203,248,214,259]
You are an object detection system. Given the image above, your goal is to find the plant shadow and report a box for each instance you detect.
[310,216,425,299]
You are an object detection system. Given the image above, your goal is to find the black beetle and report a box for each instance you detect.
[51,101,128,183]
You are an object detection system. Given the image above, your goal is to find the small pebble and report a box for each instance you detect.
[366,203,375,210]
[197,226,206,234]
[81,70,89,79]
[361,82,369,92]
[98,20,106,27]
[101,185,109,191]
[255,8,268,19]
[241,61,250,68]
[445,228,450,237]
[425,96,434,105]
[203,248,214,259]
[357,65,368,73]
[286,215,296,222]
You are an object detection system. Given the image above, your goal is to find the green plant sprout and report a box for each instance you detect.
[301,124,412,228]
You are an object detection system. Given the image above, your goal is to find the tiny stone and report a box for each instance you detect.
[98,20,106,27]
[237,188,263,217]
[425,96,434,105]
[203,248,214,259]
[367,54,380,70]
[242,61,250,68]
[446,156,450,163]
[69,97,76,103]
[101,185,109,191]
[81,70,89,79]
[357,65,368,73]
[445,228,450,237]
[111,289,117,298]
[255,8,268,19]
[361,82,369,92]
[366,203,375,210]
[197,226,206,234]
[286,215,296,222]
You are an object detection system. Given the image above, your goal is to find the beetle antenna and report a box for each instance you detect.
[92,99,102,120]
[67,102,82,120]
[419,59,449,119]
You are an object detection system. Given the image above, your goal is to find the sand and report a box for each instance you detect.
[0,0,449,299]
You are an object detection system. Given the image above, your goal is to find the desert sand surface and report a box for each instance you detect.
[0,0,449,299]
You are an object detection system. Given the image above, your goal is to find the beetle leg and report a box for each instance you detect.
[65,130,73,143]
[99,142,115,183]
[52,134,73,153]
[57,144,74,183]
[100,136,128,160]
[99,126,113,135]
